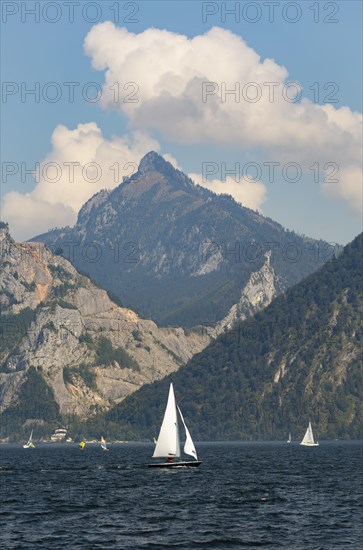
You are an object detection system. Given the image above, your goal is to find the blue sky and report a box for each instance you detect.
[1,0,362,243]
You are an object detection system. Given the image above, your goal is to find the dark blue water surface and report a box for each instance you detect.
[0,441,362,549]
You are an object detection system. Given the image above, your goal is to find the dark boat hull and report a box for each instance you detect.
[148,461,202,469]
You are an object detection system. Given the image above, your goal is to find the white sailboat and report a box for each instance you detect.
[287,432,292,443]
[148,383,201,468]
[100,436,109,452]
[300,422,319,446]
[23,429,35,449]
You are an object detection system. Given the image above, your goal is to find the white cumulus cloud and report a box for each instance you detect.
[84,23,362,212]
[189,173,267,212]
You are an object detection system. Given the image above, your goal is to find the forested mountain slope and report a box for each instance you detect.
[108,233,362,441]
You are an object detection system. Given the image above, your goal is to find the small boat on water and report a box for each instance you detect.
[300,422,319,446]
[100,436,109,452]
[23,430,35,449]
[51,428,67,442]
[149,383,201,468]
[287,432,292,443]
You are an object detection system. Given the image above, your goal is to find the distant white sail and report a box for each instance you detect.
[300,422,319,446]
[287,432,291,443]
[177,406,198,460]
[23,429,35,449]
[153,383,180,458]
[100,436,109,451]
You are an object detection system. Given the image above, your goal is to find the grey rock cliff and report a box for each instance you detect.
[0,224,210,419]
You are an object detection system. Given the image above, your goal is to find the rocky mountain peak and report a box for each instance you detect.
[138,151,173,175]
[31,151,334,327]
[135,151,195,195]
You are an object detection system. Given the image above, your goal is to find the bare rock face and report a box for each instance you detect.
[215,251,278,334]
[0,223,210,420]
[0,224,80,313]
[73,286,112,317]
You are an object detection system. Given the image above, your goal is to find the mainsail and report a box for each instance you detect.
[100,436,108,451]
[177,406,198,460]
[153,383,180,458]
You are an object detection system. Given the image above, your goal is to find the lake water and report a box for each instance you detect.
[0,441,362,549]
